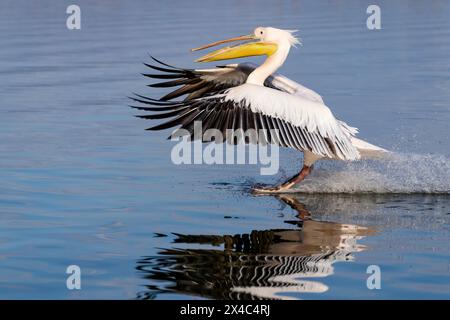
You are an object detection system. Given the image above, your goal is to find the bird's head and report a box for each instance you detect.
[192,27,300,63]
[253,27,300,47]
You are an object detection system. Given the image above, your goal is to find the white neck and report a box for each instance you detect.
[246,42,291,86]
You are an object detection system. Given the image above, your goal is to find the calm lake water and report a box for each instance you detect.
[1,0,450,299]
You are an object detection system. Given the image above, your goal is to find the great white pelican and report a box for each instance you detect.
[131,27,387,193]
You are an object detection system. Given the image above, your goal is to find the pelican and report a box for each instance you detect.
[131,27,387,193]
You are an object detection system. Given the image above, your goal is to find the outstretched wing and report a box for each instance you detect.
[141,56,324,103]
[131,79,360,161]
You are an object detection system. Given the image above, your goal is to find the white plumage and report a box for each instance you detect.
[221,83,360,160]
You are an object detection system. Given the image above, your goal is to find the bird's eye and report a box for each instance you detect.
[254,28,265,37]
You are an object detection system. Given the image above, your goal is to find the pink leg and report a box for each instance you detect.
[252,165,313,194]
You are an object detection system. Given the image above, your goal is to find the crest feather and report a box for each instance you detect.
[286,29,302,47]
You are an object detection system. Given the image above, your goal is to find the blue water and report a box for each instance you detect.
[1,0,450,299]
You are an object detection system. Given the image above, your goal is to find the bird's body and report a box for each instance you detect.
[132,27,387,193]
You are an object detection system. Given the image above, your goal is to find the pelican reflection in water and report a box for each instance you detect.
[136,195,375,300]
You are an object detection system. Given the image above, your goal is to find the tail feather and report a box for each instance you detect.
[351,137,388,159]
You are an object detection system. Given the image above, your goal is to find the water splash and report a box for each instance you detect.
[293,153,450,194]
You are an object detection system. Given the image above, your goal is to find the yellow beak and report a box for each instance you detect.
[191,34,278,63]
